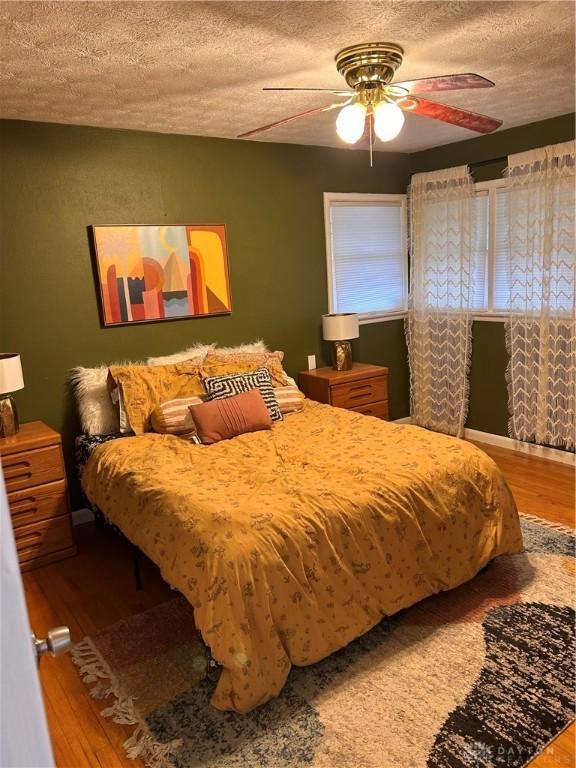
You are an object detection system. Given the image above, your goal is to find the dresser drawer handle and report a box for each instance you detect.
[11,495,37,509]
[6,471,33,483]
[5,459,31,470]
[349,389,372,401]
[12,504,39,520]
[17,531,43,547]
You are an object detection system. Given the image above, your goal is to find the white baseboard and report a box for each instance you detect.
[392,418,574,466]
[71,507,95,526]
[463,428,575,465]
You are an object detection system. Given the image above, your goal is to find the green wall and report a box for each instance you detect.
[410,113,575,436]
[1,114,573,506]
[0,119,411,505]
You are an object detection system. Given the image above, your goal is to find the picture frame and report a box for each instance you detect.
[90,224,232,327]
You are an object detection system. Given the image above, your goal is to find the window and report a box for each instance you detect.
[473,179,510,316]
[473,178,558,317]
[324,192,407,322]
[489,181,575,315]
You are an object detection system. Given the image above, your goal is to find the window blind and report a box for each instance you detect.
[493,189,510,312]
[494,184,575,314]
[472,192,488,310]
[329,202,405,315]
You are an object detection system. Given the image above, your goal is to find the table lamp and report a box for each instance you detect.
[0,354,24,437]
[322,313,359,371]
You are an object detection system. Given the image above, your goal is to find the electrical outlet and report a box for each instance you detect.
[307,355,316,370]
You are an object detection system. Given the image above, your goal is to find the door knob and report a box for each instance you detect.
[32,626,71,666]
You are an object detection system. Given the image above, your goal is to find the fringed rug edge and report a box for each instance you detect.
[70,637,182,768]
[519,511,575,535]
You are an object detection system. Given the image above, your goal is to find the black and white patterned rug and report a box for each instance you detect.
[73,514,575,768]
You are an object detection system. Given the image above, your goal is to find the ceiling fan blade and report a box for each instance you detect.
[237,100,350,139]
[263,87,354,95]
[392,73,495,94]
[407,98,502,134]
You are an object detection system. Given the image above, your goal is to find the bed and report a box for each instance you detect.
[81,398,523,714]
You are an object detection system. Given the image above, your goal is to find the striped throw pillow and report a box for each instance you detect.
[150,396,204,440]
[203,367,283,422]
[274,385,305,415]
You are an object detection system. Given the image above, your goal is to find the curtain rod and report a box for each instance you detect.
[470,156,507,168]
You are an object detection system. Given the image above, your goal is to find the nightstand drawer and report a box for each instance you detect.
[14,515,73,564]
[331,376,387,408]
[350,400,389,420]
[2,445,63,492]
[8,480,68,528]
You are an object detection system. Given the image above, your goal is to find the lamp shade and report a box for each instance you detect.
[0,354,24,395]
[322,313,359,341]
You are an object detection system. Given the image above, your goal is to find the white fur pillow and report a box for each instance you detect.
[147,340,268,365]
[147,342,215,366]
[215,340,268,354]
[70,365,121,435]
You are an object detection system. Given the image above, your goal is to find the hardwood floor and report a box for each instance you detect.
[22,444,574,768]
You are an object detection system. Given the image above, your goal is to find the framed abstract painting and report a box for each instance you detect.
[90,224,232,326]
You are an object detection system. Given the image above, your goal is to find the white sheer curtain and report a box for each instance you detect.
[407,166,475,437]
[505,140,575,450]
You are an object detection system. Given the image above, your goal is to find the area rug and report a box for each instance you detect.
[71,514,575,768]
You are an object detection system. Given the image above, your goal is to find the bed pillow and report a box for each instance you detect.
[148,340,269,367]
[69,344,272,435]
[70,363,134,435]
[189,388,272,445]
[150,395,204,440]
[274,384,305,415]
[108,361,205,434]
[215,340,268,355]
[201,350,288,387]
[107,381,133,434]
[203,367,283,422]
[147,343,215,367]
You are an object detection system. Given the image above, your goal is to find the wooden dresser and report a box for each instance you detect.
[298,363,389,419]
[1,421,76,571]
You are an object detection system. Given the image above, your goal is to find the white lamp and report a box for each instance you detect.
[322,313,359,371]
[0,354,24,437]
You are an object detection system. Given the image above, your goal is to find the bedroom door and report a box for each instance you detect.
[0,470,63,768]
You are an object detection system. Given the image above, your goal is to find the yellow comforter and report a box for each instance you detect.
[82,400,522,713]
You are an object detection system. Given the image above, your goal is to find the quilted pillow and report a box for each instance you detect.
[108,361,205,434]
[189,388,272,445]
[274,384,305,415]
[203,367,283,422]
[202,350,288,387]
[150,395,204,440]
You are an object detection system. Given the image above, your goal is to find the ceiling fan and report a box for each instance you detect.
[238,42,502,165]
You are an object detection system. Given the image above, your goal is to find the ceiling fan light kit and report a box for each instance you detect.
[373,100,405,142]
[336,102,367,144]
[239,41,502,164]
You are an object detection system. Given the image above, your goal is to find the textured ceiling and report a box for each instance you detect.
[0,1,574,153]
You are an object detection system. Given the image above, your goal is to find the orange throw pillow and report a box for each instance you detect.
[189,388,273,445]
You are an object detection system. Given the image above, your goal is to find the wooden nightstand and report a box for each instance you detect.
[298,363,389,419]
[1,421,76,571]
